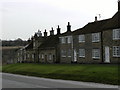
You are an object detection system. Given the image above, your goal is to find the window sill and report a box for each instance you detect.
[92,57,100,59]
[113,38,120,40]
[79,56,85,58]
[113,56,120,58]
[61,56,66,58]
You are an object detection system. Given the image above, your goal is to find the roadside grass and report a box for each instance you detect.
[2,63,119,85]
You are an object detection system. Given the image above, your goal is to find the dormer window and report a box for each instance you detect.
[113,29,120,40]
[92,33,100,42]
[79,35,85,43]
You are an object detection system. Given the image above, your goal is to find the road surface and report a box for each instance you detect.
[1,73,118,89]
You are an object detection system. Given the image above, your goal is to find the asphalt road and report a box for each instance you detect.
[1,73,118,89]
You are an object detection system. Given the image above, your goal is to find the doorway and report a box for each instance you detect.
[74,49,77,62]
[105,46,110,63]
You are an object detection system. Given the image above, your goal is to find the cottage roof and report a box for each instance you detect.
[38,35,59,49]
[102,12,120,30]
[25,42,33,50]
[73,12,119,35]
[59,31,72,37]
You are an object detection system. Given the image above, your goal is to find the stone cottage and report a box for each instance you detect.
[17,1,120,64]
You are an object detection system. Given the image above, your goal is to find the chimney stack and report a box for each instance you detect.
[67,22,71,32]
[57,25,61,35]
[44,29,47,37]
[37,29,42,37]
[95,16,97,22]
[50,27,54,36]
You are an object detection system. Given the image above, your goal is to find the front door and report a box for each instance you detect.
[74,49,77,62]
[105,46,110,63]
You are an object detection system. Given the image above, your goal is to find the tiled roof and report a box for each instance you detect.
[59,31,73,36]
[73,12,119,35]
[102,12,120,30]
[25,42,33,50]
[38,35,59,49]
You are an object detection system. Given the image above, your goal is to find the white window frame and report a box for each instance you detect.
[113,46,120,57]
[92,49,100,59]
[79,49,85,57]
[113,29,120,40]
[79,35,85,43]
[92,33,100,42]
[61,50,66,57]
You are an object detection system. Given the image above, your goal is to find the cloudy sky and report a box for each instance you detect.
[0,0,118,40]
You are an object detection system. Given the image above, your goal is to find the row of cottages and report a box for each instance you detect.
[17,27,61,63]
[17,1,120,64]
[59,1,120,64]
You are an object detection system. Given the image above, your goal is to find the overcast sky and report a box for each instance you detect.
[0,0,118,40]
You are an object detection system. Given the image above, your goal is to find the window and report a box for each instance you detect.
[68,49,71,57]
[18,53,19,56]
[24,54,26,60]
[113,29,120,40]
[92,33,100,42]
[113,46,120,57]
[33,42,35,47]
[67,37,72,43]
[61,50,66,57]
[41,54,44,59]
[48,54,52,60]
[61,37,65,44]
[27,54,30,58]
[92,49,100,59]
[32,54,34,59]
[79,49,85,57]
[79,35,85,42]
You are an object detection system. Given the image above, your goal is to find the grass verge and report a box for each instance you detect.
[2,63,119,85]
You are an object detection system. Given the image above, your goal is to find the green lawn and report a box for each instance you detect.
[2,63,119,85]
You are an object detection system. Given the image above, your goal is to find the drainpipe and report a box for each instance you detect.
[101,31,104,63]
[71,35,74,63]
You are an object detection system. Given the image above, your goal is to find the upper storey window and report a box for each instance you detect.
[67,36,72,43]
[61,37,65,44]
[79,35,85,43]
[92,33,100,42]
[113,29,120,40]
[60,36,72,44]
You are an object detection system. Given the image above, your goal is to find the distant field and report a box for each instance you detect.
[2,63,119,85]
[1,46,22,50]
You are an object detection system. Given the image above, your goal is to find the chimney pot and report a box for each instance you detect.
[57,25,61,35]
[50,27,54,36]
[44,29,47,37]
[67,22,71,32]
[95,16,97,22]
